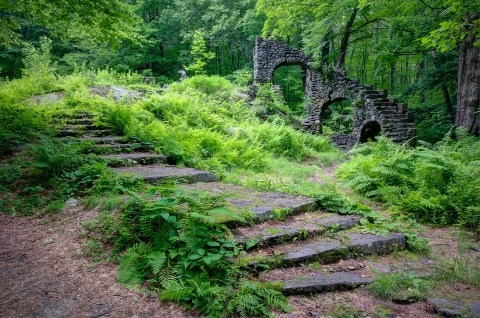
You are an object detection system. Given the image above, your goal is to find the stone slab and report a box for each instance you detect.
[101,153,167,166]
[428,298,480,318]
[244,232,406,270]
[281,272,373,295]
[183,182,317,223]
[80,136,125,144]
[115,165,217,183]
[282,240,348,265]
[347,233,406,255]
[234,214,360,247]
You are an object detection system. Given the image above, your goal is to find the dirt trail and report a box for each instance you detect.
[0,208,187,318]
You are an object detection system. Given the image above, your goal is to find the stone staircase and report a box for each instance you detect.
[56,112,406,297]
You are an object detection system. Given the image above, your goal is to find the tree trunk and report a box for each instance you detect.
[455,32,480,135]
[336,7,359,73]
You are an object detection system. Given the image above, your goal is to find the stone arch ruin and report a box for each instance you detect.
[253,37,416,148]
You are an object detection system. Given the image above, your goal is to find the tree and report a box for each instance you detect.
[421,0,480,135]
[185,31,216,75]
[0,0,141,47]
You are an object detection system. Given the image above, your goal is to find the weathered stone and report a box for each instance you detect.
[101,153,168,166]
[183,182,318,223]
[282,240,349,265]
[79,136,125,144]
[64,198,79,207]
[115,165,217,183]
[253,37,416,149]
[90,86,142,102]
[281,272,373,295]
[347,232,406,255]
[234,214,360,247]
[429,298,464,317]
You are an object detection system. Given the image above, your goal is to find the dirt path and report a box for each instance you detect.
[0,208,188,318]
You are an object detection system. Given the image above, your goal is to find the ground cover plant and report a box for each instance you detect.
[336,135,480,234]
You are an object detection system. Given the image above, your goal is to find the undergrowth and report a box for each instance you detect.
[336,135,480,233]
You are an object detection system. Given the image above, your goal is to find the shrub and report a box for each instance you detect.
[336,133,480,232]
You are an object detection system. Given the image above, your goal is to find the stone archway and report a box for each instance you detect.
[360,121,381,143]
[253,37,416,149]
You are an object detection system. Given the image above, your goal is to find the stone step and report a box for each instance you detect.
[54,118,95,125]
[94,143,154,154]
[56,129,116,137]
[79,136,126,144]
[280,272,373,295]
[241,232,405,270]
[182,182,318,224]
[233,213,360,248]
[101,153,168,167]
[60,124,99,130]
[115,164,217,184]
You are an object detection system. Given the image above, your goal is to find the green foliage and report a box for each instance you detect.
[1,0,141,47]
[112,188,290,317]
[185,31,216,75]
[100,75,337,173]
[29,138,90,179]
[370,271,431,301]
[0,104,50,156]
[437,256,480,288]
[337,134,480,232]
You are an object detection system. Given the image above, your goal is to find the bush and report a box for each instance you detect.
[336,133,480,232]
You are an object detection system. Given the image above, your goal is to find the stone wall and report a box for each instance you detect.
[253,37,416,147]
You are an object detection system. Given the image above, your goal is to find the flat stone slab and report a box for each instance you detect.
[283,240,348,265]
[233,213,360,247]
[428,298,480,318]
[281,272,373,295]
[183,182,317,223]
[56,129,115,137]
[115,165,217,183]
[347,232,406,255]
[242,232,405,269]
[101,153,167,166]
[80,136,125,144]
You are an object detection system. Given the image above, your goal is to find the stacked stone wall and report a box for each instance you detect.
[253,37,416,148]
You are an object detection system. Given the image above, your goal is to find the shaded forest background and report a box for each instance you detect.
[1,0,479,142]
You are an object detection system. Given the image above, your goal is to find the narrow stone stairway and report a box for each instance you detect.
[56,111,406,297]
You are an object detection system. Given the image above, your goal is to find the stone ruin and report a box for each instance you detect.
[253,37,416,148]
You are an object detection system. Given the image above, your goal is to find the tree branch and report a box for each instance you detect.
[351,18,387,34]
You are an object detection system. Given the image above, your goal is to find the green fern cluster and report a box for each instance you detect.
[115,188,291,317]
[337,133,480,233]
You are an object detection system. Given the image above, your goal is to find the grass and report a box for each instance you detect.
[436,256,480,289]
[370,271,431,301]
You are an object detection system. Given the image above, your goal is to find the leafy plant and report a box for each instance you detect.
[370,271,431,301]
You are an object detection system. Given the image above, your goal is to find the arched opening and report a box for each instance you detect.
[320,98,354,135]
[360,121,381,143]
[272,64,307,115]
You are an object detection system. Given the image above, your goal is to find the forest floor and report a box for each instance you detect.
[1,163,479,318]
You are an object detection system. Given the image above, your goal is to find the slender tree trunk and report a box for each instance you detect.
[431,50,453,113]
[336,7,359,72]
[455,31,480,135]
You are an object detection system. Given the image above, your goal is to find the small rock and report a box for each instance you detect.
[43,238,55,245]
[65,198,79,207]
[471,302,480,317]
[369,263,391,274]
[428,298,463,317]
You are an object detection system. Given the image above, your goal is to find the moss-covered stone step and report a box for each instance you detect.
[56,129,116,137]
[80,136,125,144]
[182,182,318,224]
[240,232,405,270]
[280,272,373,295]
[115,164,217,183]
[101,153,167,166]
[233,213,360,248]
